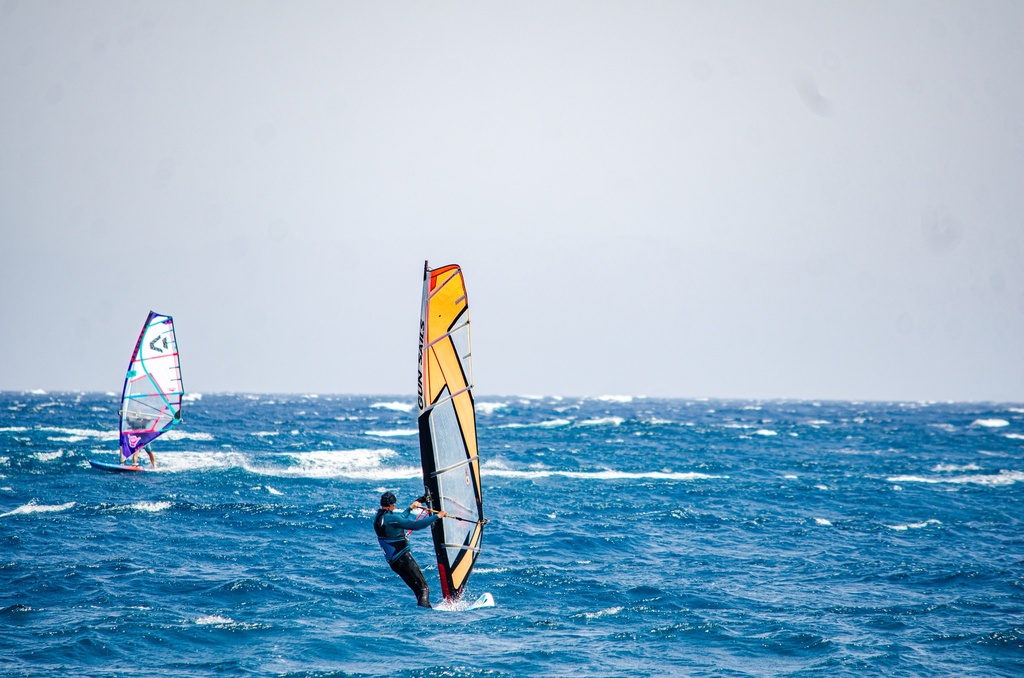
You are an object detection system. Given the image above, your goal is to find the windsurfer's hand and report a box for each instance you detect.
[410,501,421,510]
[437,510,448,518]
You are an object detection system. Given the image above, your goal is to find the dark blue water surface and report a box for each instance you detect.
[1,392,1022,677]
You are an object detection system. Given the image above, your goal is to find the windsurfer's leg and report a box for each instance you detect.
[145,445,156,468]
[390,552,431,608]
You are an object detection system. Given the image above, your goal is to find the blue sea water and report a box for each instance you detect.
[1,392,1022,677]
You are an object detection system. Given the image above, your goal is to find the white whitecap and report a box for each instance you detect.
[476,402,508,415]
[886,519,941,531]
[754,429,778,436]
[370,402,415,412]
[364,429,418,437]
[483,468,723,481]
[887,470,1024,486]
[784,474,798,479]
[194,615,233,625]
[584,606,623,619]
[163,430,214,441]
[1,501,76,518]
[576,417,624,427]
[181,393,203,402]
[252,449,419,480]
[972,419,1009,428]
[496,418,572,430]
[932,463,981,472]
[265,486,283,495]
[594,395,633,403]
[33,451,64,462]
[814,518,832,526]
[127,501,172,512]
[249,431,280,438]
[1004,433,1024,440]
[0,426,28,432]
[37,426,116,440]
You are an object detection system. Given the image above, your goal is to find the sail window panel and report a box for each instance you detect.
[449,321,472,382]
[428,399,477,565]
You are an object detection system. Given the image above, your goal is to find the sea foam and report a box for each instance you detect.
[1,501,76,518]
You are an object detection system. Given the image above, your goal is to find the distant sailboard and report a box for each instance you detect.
[89,311,183,473]
[417,262,488,604]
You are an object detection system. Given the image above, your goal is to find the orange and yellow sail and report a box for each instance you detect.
[417,262,485,601]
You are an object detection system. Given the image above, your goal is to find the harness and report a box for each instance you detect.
[374,508,409,564]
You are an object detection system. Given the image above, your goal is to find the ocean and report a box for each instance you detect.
[1,391,1022,677]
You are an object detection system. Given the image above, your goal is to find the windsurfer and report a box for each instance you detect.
[373,491,446,608]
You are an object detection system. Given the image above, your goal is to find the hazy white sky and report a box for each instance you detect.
[1,1,1022,401]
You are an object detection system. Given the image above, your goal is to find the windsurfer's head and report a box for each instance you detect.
[380,491,397,508]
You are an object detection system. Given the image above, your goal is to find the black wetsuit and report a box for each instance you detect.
[374,507,438,608]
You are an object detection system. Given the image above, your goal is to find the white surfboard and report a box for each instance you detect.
[467,592,495,610]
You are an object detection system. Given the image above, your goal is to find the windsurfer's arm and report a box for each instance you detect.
[410,500,447,519]
[387,512,438,531]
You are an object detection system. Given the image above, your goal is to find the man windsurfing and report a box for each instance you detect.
[373,491,446,608]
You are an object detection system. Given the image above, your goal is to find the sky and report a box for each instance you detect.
[1,1,1022,401]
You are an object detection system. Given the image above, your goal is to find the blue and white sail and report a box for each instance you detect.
[118,311,184,460]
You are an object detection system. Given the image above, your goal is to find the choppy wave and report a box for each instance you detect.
[364,429,418,437]
[255,450,417,480]
[482,467,722,481]
[33,450,65,462]
[163,430,214,441]
[194,615,234,625]
[476,402,508,415]
[887,519,941,531]
[497,418,572,429]
[932,463,981,472]
[971,419,1009,428]
[576,417,623,427]
[1,501,76,518]
[370,401,415,412]
[583,606,623,619]
[106,501,173,513]
[887,471,1024,486]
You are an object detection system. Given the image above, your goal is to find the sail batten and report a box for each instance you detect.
[417,262,484,601]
